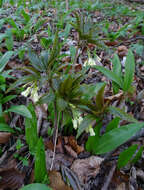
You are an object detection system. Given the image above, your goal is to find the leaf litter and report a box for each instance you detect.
[0,0,144,189]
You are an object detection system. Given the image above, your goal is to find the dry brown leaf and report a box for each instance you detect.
[116,182,126,190]
[49,170,72,190]
[64,145,77,158]
[68,136,84,154]
[0,132,11,144]
[0,168,25,189]
[71,156,104,184]
[46,149,73,171]
[44,139,54,151]
[56,137,64,154]
[105,41,118,46]
[116,45,128,58]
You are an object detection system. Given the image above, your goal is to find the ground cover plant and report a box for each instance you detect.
[0,0,144,189]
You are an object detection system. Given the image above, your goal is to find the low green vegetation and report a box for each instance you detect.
[0,0,144,189]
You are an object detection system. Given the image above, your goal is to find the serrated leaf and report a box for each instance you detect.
[20,183,52,190]
[109,106,137,123]
[0,123,15,133]
[0,51,14,72]
[6,105,32,118]
[117,144,137,169]
[95,122,144,154]
[123,50,135,91]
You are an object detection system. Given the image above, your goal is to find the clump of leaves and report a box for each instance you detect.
[70,11,104,48]
[94,49,135,94]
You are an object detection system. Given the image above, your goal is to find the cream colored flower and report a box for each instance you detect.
[85,125,95,136]
[21,86,32,97]
[30,85,39,103]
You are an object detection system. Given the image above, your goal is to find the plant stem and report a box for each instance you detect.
[50,100,59,171]
[66,0,69,11]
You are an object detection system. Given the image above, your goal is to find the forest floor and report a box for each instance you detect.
[0,0,144,190]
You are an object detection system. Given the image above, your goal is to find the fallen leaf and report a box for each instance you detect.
[46,149,73,171]
[105,41,118,46]
[116,45,128,58]
[0,168,25,189]
[0,132,11,144]
[116,182,126,190]
[71,156,104,184]
[64,145,77,158]
[48,170,72,190]
[68,136,84,154]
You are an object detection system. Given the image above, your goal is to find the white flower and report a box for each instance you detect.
[30,85,39,103]
[84,57,95,66]
[21,86,32,97]
[85,125,95,136]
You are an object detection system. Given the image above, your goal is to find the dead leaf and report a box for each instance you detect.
[44,139,54,151]
[0,132,11,144]
[116,182,126,190]
[0,168,25,189]
[46,149,73,171]
[105,41,118,46]
[68,136,84,154]
[116,45,128,58]
[49,170,72,190]
[64,145,77,158]
[56,137,64,154]
[71,156,104,184]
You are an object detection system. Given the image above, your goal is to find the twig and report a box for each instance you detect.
[101,164,116,190]
[50,101,60,171]
[66,0,69,11]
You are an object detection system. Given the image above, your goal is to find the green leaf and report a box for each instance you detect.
[76,115,94,139]
[38,91,55,105]
[106,117,120,132]
[25,103,38,153]
[7,75,38,93]
[0,51,13,72]
[112,54,122,81]
[94,122,144,154]
[34,137,48,183]
[123,50,135,91]
[28,49,43,72]
[6,105,32,118]
[56,97,68,111]
[81,83,106,100]
[131,146,143,164]
[21,9,31,23]
[20,183,52,190]
[86,122,102,154]
[112,54,123,94]
[2,95,16,104]
[109,106,137,123]
[94,65,122,87]
[95,83,106,110]
[117,144,137,169]
[0,123,15,133]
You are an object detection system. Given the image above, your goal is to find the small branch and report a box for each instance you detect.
[50,101,59,171]
[101,164,116,190]
[66,0,69,11]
